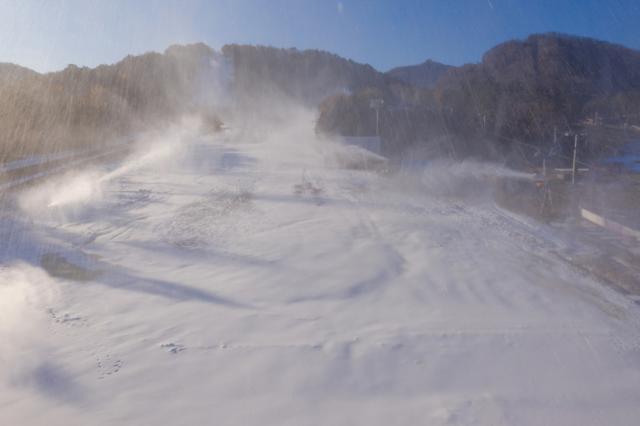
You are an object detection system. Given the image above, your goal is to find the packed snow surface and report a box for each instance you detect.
[1,121,640,425]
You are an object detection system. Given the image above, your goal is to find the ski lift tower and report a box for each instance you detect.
[369,98,384,137]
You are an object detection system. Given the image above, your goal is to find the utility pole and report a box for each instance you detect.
[545,126,557,178]
[370,99,384,137]
[572,134,578,185]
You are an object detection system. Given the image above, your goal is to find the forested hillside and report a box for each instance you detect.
[386,59,452,88]
[4,33,640,164]
[318,33,640,161]
[0,43,218,162]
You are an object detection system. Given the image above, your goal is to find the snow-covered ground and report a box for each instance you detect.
[1,119,640,425]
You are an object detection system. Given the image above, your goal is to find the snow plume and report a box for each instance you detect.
[0,264,58,384]
[199,51,234,109]
[393,158,534,199]
[18,116,205,218]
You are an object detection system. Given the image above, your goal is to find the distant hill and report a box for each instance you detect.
[1,42,409,163]
[482,33,640,95]
[318,33,640,161]
[221,44,395,106]
[0,43,220,163]
[4,33,640,165]
[386,59,452,88]
[435,33,640,138]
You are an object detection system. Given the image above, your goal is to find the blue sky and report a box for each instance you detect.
[1,0,639,73]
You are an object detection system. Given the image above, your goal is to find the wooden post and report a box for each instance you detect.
[572,134,578,184]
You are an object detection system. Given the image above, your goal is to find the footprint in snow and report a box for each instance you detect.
[97,354,123,379]
[48,309,87,327]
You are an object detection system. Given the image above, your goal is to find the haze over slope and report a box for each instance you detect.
[1,29,640,426]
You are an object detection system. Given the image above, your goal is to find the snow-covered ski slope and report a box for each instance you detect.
[2,118,640,425]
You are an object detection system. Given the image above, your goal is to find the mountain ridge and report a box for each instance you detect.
[3,32,640,163]
[386,59,452,88]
